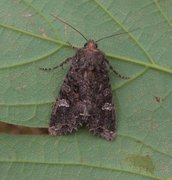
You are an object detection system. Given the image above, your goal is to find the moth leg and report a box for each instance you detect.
[105,59,130,79]
[40,57,72,71]
[67,41,78,50]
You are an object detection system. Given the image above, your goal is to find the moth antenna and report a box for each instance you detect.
[96,28,139,43]
[51,14,88,41]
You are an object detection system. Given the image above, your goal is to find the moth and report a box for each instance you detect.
[41,15,132,140]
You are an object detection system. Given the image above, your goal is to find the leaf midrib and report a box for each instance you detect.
[1,22,172,74]
[0,160,161,180]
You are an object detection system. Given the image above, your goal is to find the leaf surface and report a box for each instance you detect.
[0,0,172,179]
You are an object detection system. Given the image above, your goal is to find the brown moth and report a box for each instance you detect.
[41,15,132,140]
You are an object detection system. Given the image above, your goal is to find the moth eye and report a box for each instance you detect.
[84,43,87,47]
[95,43,98,48]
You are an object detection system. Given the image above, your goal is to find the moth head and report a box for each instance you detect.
[84,40,98,50]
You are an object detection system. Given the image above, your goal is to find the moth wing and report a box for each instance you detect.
[87,68,116,140]
[49,72,81,136]
[88,95,116,140]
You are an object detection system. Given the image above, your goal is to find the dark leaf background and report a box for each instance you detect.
[0,0,172,179]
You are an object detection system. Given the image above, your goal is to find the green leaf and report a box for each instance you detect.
[0,0,172,179]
